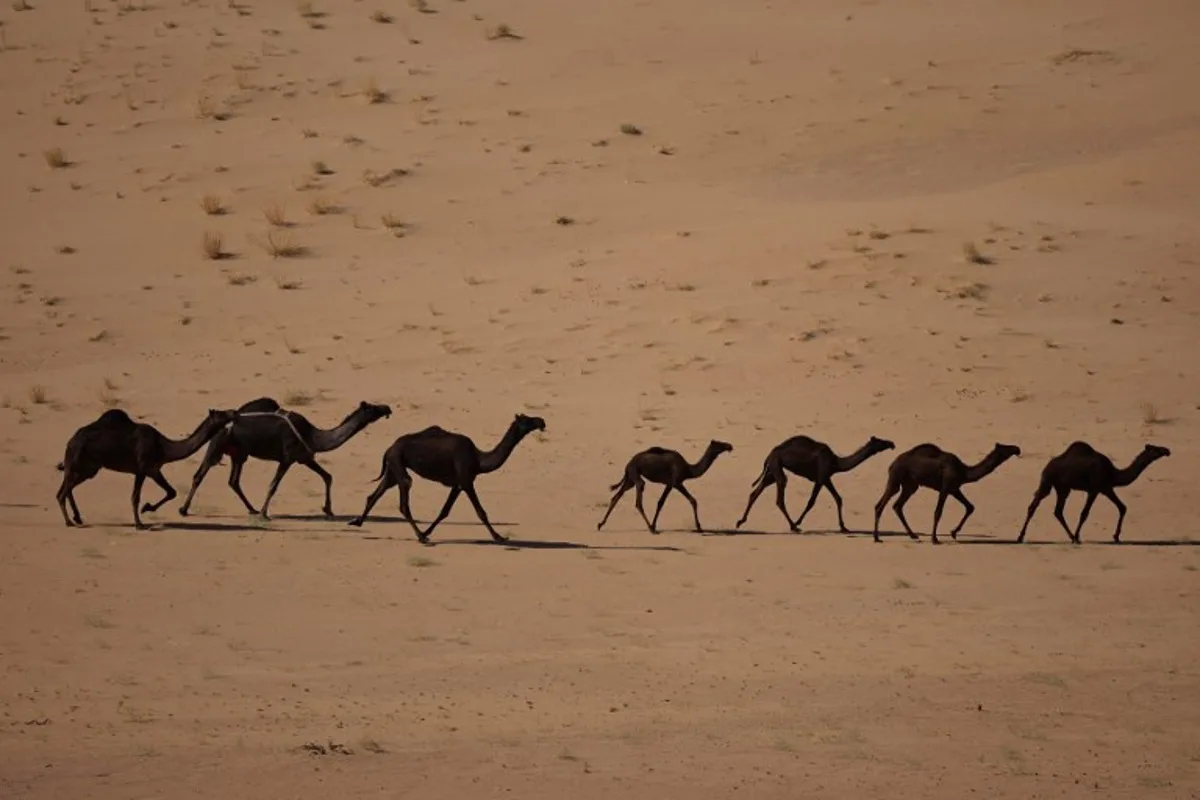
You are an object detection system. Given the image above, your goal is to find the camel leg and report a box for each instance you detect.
[131,473,149,530]
[1073,491,1099,544]
[649,485,672,534]
[892,483,920,541]
[872,478,900,543]
[66,488,84,525]
[1051,487,1075,542]
[257,461,293,520]
[1017,480,1051,543]
[56,473,79,527]
[397,471,415,520]
[674,483,704,533]
[1103,488,1127,543]
[930,490,949,545]
[420,487,461,542]
[461,482,507,543]
[298,458,335,517]
[633,478,655,532]
[140,469,177,514]
[227,456,261,515]
[824,480,850,533]
[948,488,975,540]
[792,477,823,533]
[596,478,632,531]
[735,472,773,529]
[347,472,397,529]
[178,437,224,517]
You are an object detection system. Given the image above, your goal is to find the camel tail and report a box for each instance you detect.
[367,453,388,483]
[749,464,767,487]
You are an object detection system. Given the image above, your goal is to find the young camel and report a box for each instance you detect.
[596,440,733,534]
[177,397,392,520]
[1017,441,1170,544]
[55,407,239,529]
[736,435,895,532]
[872,442,1021,544]
[347,413,547,543]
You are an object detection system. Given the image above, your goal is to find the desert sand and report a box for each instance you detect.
[2,0,1199,797]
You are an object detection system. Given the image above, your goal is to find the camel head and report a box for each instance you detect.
[513,413,546,436]
[1142,443,1171,461]
[708,440,734,456]
[356,401,393,424]
[867,436,896,453]
[992,442,1022,461]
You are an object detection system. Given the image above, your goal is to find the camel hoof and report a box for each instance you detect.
[347,518,362,527]
[323,509,334,518]
[178,507,189,517]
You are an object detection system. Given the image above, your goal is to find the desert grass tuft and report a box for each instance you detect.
[619,123,643,136]
[306,196,340,215]
[486,23,522,40]
[43,147,70,168]
[199,194,226,215]
[371,10,393,23]
[202,231,229,260]
[264,230,309,259]
[263,204,290,227]
[1140,402,1171,426]
[963,241,994,265]
[361,76,388,104]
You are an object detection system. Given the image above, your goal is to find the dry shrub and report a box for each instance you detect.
[486,23,522,40]
[43,148,70,168]
[371,9,393,23]
[265,230,308,259]
[263,204,289,227]
[202,231,228,260]
[307,196,339,215]
[199,194,226,215]
[963,241,993,265]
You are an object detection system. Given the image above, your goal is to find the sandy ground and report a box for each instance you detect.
[2,0,1199,797]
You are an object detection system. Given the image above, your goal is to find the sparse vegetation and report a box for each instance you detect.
[963,241,994,265]
[265,230,309,258]
[227,273,257,287]
[43,147,70,168]
[284,389,314,406]
[263,204,289,227]
[202,231,229,260]
[408,555,438,568]
[619,123,643,136]
[362,167,409,187]
[307,196,339,215]
[200,194,226,216]
[29,385,49,405]
[370,10,393,23]
[361,77,388,104]
[486,23,522,40]
[1141,402,1170,426]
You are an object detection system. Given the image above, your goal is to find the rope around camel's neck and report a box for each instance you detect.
[236,410,314,454]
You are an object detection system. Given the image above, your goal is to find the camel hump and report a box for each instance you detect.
[644,446,671,455]
[238,397,282,413]
[1063,441,1096,456]
[94,409,136,427]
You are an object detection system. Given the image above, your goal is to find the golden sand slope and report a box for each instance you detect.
[1,1,1198,797]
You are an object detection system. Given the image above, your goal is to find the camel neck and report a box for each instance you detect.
[687,446,723,479]
[964,450,1009,483]
[1114,452,1158,487]
[311,409,369,453]
[835,442,882,473]
[163,418,225,463]
[478,422,526,474]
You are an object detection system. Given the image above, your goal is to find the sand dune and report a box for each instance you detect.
[1,1,1198,797]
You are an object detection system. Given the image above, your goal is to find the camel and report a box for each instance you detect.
[596,440,733,534]
[872,442,1021,544]
[55,407,239,529]
[1017,441,1170,544]
[347,413,547,542]
[177,397,392,520]
[736,434,895,532]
